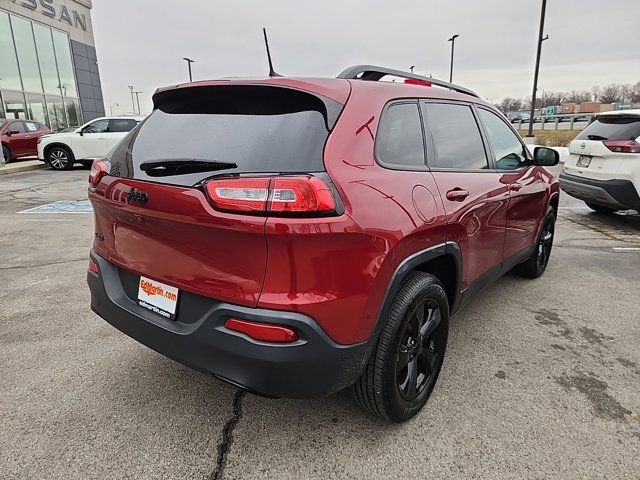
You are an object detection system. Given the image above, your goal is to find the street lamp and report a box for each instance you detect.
[409,65,415,73]
[182,57,195,82]
[133,92,142,116]
[109,103,119,116]
[447,34,459,83]
[527,0,549,137]
[128,85,136,114]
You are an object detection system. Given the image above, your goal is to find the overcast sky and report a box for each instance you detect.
[92,0,640,115]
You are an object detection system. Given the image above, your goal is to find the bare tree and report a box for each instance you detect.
[598,83,622,103]
[497,97,523,113]
[620,84,634,104]
[539,91,564,108]
[564,90,592,104]
[631,81,640,103]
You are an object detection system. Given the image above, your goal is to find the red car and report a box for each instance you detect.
[1,119,51,163]
[87,66,559,422]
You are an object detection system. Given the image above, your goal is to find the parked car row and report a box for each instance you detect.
[1,116,144,169]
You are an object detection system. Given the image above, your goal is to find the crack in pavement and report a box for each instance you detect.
[558,214,640,245]
[210,390,245,480]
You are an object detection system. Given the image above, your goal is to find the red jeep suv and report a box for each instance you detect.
[87,66,559,422]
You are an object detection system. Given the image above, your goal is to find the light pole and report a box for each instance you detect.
[409,65,415,73]
[182,57,195,82]
[109,103,119,116]
[447,34,459,83]
[527,0,549,137]
[133,92,142,116]
[128,85,135,114]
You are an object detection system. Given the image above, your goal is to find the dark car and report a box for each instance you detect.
[86,66,560,423]
[1,119,51,163]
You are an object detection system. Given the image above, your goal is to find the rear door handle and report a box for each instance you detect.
[509,182,523,191]
[445,188,470,201]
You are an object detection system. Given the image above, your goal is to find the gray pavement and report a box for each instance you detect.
[1,167,638,479]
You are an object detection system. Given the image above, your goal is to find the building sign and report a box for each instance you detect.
[11,0,87,31]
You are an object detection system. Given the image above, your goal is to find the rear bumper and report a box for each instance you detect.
[87,251,373,398]
[559,173,640,210]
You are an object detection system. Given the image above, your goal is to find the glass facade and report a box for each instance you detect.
[0,11,82,130]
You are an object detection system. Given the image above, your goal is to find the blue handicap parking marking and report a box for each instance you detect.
[20,200,93,214]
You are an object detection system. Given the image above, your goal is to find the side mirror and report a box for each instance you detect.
[533,146,559,166]
[79,129,84,136]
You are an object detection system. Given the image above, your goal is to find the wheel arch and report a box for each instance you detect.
[43,142,74,159]
[371,242,462,336]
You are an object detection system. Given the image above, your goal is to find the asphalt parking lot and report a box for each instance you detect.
[1,166,638,479]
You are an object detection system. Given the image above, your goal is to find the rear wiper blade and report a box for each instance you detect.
[140,159,238,176]
[587,135,608,140]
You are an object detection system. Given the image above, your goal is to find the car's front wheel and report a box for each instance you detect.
[514,210,555,278]
[2,145,11,164]
[47,146,74,170]
[586,202,618,215]
[353,272,449,423]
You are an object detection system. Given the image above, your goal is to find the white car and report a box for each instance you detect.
[38,116,145,170]
[560,109,640,214]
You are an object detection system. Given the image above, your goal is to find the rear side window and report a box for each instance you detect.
[112,85,339,185]
[425,103,488,170]
[24,121,39,132]
[110,119,137,133]
[376,103,425,167]
[576,116,640,141]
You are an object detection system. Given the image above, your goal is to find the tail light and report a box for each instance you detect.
[204,176,336,215]
[89,159,109,187]
[225,317,298,343]
[603,140,640,154]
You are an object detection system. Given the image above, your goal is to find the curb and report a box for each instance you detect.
[0,160,47,176]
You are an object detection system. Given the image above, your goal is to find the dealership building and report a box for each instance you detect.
[0,0,104,130]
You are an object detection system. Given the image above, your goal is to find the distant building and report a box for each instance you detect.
[0,0,104,130]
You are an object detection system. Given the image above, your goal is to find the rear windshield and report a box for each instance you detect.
[576,115,640,141]
[108,85,339,186]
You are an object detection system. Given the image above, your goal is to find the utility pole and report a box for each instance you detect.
[134,92,142,116]
[182,57,195,82]
[128,85,135,114]
[527,0,549,137]
[447,34,459,83]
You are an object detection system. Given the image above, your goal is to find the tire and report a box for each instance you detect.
[2,145,10,164]
[47,146,74,170]
[585,202,618,215]
[353,271,449,423]
[514,210,555,278]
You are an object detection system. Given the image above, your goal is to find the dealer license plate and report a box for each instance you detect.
[138,276,179,319]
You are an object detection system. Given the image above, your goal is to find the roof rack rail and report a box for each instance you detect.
[337,65,479,98]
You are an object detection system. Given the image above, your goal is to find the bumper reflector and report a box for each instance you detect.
[88,258,100,274]
[225,317,298,343]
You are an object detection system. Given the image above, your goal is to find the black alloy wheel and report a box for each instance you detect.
[514,210,556,278]
[396,299,446,402]
[353,271,449,422]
